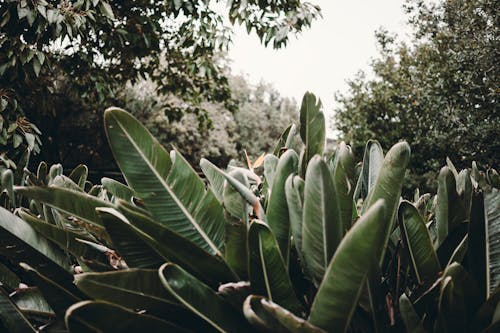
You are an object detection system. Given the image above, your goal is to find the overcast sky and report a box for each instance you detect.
[227,0,411,134]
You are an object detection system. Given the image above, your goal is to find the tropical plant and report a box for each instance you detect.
[0,92,498,332]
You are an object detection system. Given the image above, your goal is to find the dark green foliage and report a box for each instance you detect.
[0,1,318,170]
[334,0,499,192]
[0,92,498,332]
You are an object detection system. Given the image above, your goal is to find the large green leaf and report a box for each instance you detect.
[20,263,82,317]
[398,201,441,284]
[18,209,108,263]
[264,154,280,189]
[99,207,165,269]
[273,124,297,156]
[73,269,206,328]
[308,200,386,332]
[0,206,72,288]
[302,156,343,284]
[267,150,299,263]
[361,141,411,262]
[243,295,325,333]
[285,175,305,261]
[248,220,304,316]
[435,276,466,333]
[15,186,113,228]
[102,205,237,286]
[468,189,489,301]
[104,107,223,255]
[202,158,265,220]
[101,177,134,202]
[159,263,254,333]
[68,164,88,189]
[65,300,189,333]
[200,158,225,203]
[435,166,466,245]
[486,187,500,296]
[399,294,427,333]
[220,169,250,279]
[331,142,356,232]
[299,92,325,177]
[0,288,37,333]
[353,140,384,201]
[0,261,20,291]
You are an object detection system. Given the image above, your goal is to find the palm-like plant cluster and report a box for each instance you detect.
[0,92,498,333]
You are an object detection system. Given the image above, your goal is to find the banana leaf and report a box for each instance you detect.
[273,124,297,156]
[486,187,500,296]
[68,164,88,189]
[353,140,384,201]
[399,294,427,333]
[264,154,280,189]
[65,300,189,333]
[361,141,411,263]
[302,155,343,285]
[436,166,466,245]
[104,108,224,255]
[0,206,72,289]
[74,269,207,329]
[299,92,325,177]
[248,220,304,316]
[244,295,325,333]
[159,263,254,333]
[398,201,441,284]
[0,288,37,333]
[331,142,356,232]
[101,177,134,202]
[15,186,113,228]
[101,205,237,286]
[308,200,386,332]
[20,263,83,317]
[285,175,305,262]
[267,150,299,263]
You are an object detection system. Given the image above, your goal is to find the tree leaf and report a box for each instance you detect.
[0,206,72,288]
[302,156,343,285]
[15,186,113,228]
[101,177,134,202]
[20,263,82,317]
[273,124,297,156]
[308,200,386,332]
[104,108,223,255]
[159,263,254,333]
[486,187,500,296]
[267,149,299,263]
[353,140,384,202]
[299,93,325,177]
[18,209,108,263]
[103,204,237,286]
[248,220,304,316]
[399,201,441,284]
[361,141,411,263]
[435,166,466,245]
[65,300,189,332]
[74,269,205,327]
[68,164,88,189]
[285,175,305,262]
[399,294,427,333]
[0,288,37,333]
[331,142,356,232]
[244,295,326,333]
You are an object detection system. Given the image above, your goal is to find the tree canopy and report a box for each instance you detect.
[334,0,499,191]
[0,0,320,168]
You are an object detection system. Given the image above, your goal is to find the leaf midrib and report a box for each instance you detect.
[112,114,220,256]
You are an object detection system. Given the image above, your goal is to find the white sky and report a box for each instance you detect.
[227,0,411,135]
